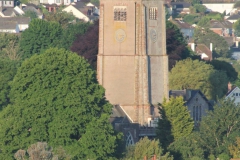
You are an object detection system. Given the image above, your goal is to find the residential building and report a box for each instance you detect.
[226,82,240,105]
[169,89,213,126]
[190,43,213,61]
[202,0,235,13]
[0,17,30,32]
[170,2,191,15]
[63,2,99,22]
[172,19,194,39]
[209,20,233,37]
[227,13,240,23]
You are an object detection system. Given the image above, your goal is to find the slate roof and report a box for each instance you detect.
[172,20,193,29]
[227,14,240,20]
[0,17,30,24]
[195,44,212,61]
[1,7,14,16]
[71,1,86,9]
[209,20,232,28]
[169,89,212,106]
[0,21,17,29]
[110,105,131,125]
[22,6,42,16]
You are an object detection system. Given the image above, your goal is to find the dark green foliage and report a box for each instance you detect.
[208,60,238,82]
[168,134,204,160]
[60,22,90,50]
[233,19,240,37]
[193,4,207,14]
[194,28,230,58]
[170,59,228,100]
[19,19,62,59]
[0,48,115,159]
[183,14,200,24]
[197,17,210,27]
[0,59,20,109]
[76,114,120,159]
[166,21,192,70]
[196,99,240,158]
[71,20,99,69]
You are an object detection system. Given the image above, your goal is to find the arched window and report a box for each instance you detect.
[196,106,199,121]
[199,106,202,121]
[126,132,134,146]
[149,7,157,20]
[114,7,127,21]
[193,106,195,121]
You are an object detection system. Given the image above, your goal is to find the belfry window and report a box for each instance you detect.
[149,7,157,20]
[114,7,127,21]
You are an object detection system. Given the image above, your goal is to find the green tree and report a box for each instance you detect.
[208,59,238,82]
[229,137,240,158]
[233,19,240,37]
[60,22,90,50]
[19,19,62,59]
[124,137,173,160]
[194,28,230,58]
[0,59,20,109]
[169,59,228,100]
[197,17,210,27]
[44,11,76,29]
[157,97,194,149]
[193,4,207,14]
[196,99,240,158]
[168,133,204,160]
[22,10,38,19]
[0,48,116,159]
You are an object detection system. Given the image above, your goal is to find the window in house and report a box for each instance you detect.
[199,106,202,121]
[114,7,127,21]
[126,132,134,146]
[193,106,195,121]
[236,93,238,96]
[196,106,198,121]
[233,93,235,96]
[149,7,157,20]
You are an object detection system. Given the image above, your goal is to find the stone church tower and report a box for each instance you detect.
[97,0,168,126]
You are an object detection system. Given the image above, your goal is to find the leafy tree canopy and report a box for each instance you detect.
[193,4,207,14]
[197,17,210,28]
[196,99,240,158]
[0,59,20,110]
[157,97,194,149]
[208,59,238,82]
[19,19,62,59]
[233,19,240,37]
[169,59,228,100]
[124,137,173,160]
[0,48,115,159]
[166,21,193,70]
[168,133,204,160]
[194,28,231,58]
[71,20,99,69]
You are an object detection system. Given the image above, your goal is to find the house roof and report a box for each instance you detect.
[202,0,236,3]
[22,6,42,16]
[0,21,17,29]
[226,86,238,97]
[1,7,14,16]
[169,89,213,107]
[0,17,30,24]
[171,2,191,8]
[71,1,86,9]
[172,20,193,29]
[227,14,240,20]
[209,20,232,29]
[195,44,212,61]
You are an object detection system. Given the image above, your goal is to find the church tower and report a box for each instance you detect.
[97,0,168,125]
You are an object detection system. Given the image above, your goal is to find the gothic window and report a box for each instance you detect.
[149,7,157,20]
[114,7,127,21]
[126,132,134,146]
[196,106,199,121]
[199,106,202,121]
[193,106,195,121]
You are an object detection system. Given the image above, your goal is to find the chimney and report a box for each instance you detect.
[191,43,195,52]
[236,41,239,48]
[228,82,232,91]
[210,43,213,52]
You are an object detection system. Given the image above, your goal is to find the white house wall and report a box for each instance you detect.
[0,1,14,7]
[203,3,234,13]
[63,5,89,21]
[226,87,240,105]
